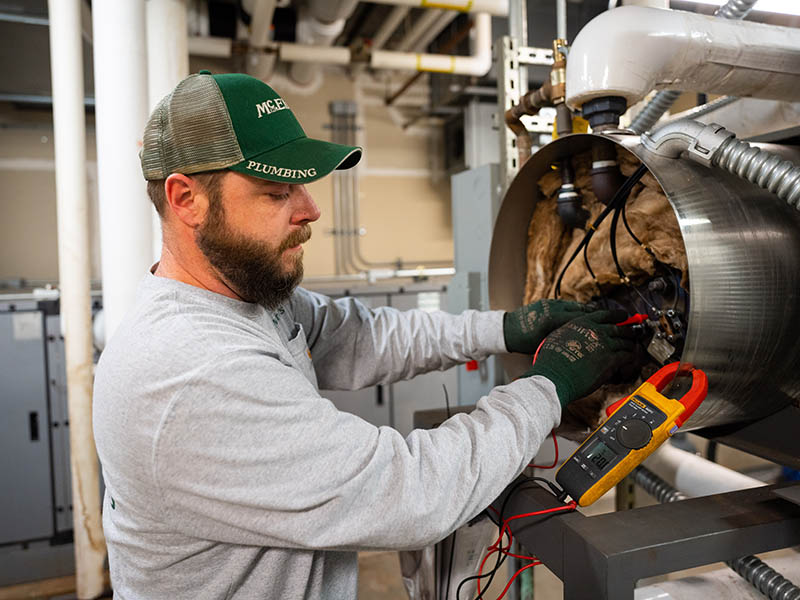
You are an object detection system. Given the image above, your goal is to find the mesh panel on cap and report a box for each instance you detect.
[140,75,243,180]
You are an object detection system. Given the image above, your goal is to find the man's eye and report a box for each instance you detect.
[269,193,290,200]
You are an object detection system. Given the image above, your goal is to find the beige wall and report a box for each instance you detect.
[0,68,452,284]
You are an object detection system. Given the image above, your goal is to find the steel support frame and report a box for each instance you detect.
[495,39,554,192]
[491,479,800,600]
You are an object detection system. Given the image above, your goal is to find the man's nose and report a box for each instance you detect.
[292,185,321,224]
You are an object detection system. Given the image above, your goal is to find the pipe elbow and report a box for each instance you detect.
[566,6,674,111]
[642,120,734,167]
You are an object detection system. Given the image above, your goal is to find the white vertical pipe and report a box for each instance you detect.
[556,0,567,40]
[93,0,153,343]
[47,0,106,597]
[146,0,189,261]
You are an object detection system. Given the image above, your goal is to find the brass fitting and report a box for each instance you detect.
[550,39,568,105]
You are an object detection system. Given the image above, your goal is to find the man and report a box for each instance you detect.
[93,71,635,599]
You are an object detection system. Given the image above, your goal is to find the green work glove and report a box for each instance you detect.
[503,299,593,354]
[523,310,636,408]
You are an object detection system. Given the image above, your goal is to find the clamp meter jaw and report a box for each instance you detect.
[555,362,708,507]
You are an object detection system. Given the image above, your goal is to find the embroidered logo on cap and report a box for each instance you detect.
[246,160,317,179]
[255,97,289,119]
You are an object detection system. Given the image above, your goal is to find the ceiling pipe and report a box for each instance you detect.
[371,5,410,50]
[410,10,459,53]
[368,0,508,17]
[187,35,233,57]
[566,6,800,111]
[246,0,277,79]
[371,12,491,76]
[47,0,106,596]
[395,9,445,52]
[289,8,347,86]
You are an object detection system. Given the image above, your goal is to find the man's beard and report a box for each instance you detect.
[195,199,311,309]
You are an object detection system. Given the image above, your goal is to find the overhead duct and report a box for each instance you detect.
[565,6,800,114]
[489,132,800,456]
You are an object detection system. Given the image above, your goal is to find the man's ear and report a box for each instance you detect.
[164,173,209,228]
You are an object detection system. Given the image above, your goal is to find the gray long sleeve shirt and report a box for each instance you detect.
[93,273,561,599]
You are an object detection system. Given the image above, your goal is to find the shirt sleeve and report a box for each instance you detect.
[152,349,561,552]
[289,287,508,390]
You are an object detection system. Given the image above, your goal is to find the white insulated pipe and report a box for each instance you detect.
[280,43,351,66]
[411,11,459,52]
[565,6,800,111]
[289,10,346,86]
[146,0,189,263]
[643,443,763,497]
[47,0,106,597]
[368,0,508,16]
[93,0,153,343]
[245,0,277,79]
[396,9,444,52]
[248,0,276,48]
[371,5,409,50]
[187,35,233,58]
[371,12,491,76]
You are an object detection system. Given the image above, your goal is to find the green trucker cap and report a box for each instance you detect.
[140,71,361,184]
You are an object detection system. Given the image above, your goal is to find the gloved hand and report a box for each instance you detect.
[522,310,636,408]
[503,299,593,354]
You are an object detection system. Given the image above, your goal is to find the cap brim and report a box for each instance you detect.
[228,136,361,184]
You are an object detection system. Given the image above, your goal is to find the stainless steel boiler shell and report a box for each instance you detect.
[488,133,800,430]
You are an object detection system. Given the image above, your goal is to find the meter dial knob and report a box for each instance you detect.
[616,419,652,450]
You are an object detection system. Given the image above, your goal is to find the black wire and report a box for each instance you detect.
[621,200,655,257]
[456,477,570,600]
[554,165,648,298]
[609,202,627,282]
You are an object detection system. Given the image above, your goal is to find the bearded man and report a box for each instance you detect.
[93,71,635,599]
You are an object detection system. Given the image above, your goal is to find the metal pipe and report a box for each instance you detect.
[410,10,459,53]
[93,0,153,343]
[566,5,800,112]
[367,0,508,16]
[371,12,491,76]
[396,9,444,52]
[635,465,800,600]
[371,6,409,50]
[556,0,567,40]
[47,0,106,596]
[662,95,740,125]
[146,0,189,262]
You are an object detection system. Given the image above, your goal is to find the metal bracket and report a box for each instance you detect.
[492,479,800,600]
[517,46,554,66]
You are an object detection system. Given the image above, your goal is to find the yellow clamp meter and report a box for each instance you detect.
[555,362,708,507]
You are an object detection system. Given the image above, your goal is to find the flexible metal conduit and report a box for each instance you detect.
[628,0,758,134]
[715,137,800,209]
[662,95,740,125]
[642,120,800,210]
[634,466,800,600]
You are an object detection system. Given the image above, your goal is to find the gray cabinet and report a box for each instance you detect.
[0,307,54,544]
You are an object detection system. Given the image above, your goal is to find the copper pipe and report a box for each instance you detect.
[504,79,553,166]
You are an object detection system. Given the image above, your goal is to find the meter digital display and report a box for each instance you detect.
[586,441,617,471]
